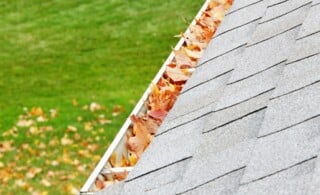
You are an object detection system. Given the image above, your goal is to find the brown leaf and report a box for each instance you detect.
[173,50,194,67]
[26,167,42,179]
[166,66,190,83]
[30,107,44,116]
[126,135,148,157]
[148,109,167,122]
[95,178,105,190]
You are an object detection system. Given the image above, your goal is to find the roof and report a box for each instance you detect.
[95,0,320,194]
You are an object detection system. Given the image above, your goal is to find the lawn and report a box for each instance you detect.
[0,0,203,194]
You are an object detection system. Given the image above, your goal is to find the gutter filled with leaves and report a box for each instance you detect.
[80,0,233,193]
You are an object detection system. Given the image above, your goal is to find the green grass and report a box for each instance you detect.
[0,0,203,194]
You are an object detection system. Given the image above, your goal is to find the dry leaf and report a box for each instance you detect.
[26,167,42,179]
[61,135,73,145]
[148,109,168,122]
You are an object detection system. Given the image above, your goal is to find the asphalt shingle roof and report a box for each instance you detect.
[96,0,320,194]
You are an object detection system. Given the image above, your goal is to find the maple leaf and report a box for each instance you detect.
[113,171,128,181]
[184,45,203,59]
[148,109,168,122]
[95,178,105,190]
[173,50,195,67]
[128,152,138,166]
[126,135,148,157]
[166,65,190,83]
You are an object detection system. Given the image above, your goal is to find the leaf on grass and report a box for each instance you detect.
[30,107,44,116]
[61,135,73,146]
[90,102,103,112]
[17,119,34,127]
[49,109,58,118]
[63,184,79,195]
[41,179,51,187]
[0,141,14,153]
[26,167,42,179]
[66,125,77,133]
[112,105,124,116]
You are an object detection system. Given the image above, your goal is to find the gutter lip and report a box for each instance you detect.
[80,0,211,193]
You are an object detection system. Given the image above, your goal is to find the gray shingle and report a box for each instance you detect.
[312,0,320,5]
[287,32,320,63]
[145,181,178,195]
[260,0,312,24]
[176,140,255,194]
[123,158,190,195]
[297,3,320,39]
[159,103,213,134]
[215,64,283,110]
[267,0,289,7]
[242,116,320,183]
[94,182,124,195]
[201,109,265,157]
[186,47,242,90]
[183,168,244,195]
[127,118,202,180]
[202,89,272,133]
[228,0,262,14]
[248,2,311,45]
[238,157,316,195]
[215,1,266,36]
[272,53,320,99]
[166,71,229,121]
[308,156,320,194]
[229,27,297,83]
[258,82,320,137]
[203,18,259,60]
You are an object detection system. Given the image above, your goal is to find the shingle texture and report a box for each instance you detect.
[97,0,320,194]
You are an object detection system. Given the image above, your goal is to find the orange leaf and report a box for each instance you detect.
[166,66,190,83]
[173,50,194,67]
[149,109,168,122]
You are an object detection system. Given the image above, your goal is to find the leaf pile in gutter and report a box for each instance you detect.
[94,0,233,191]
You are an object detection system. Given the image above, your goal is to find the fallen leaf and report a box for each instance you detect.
[30,107,44,116]
[148,109,168,122]
[41,179,51,187]
[166,66,190,83]
[90,102,103,112]
[66,125,77,133]
[0,141,14,152]
[26,167,42,179]
[16,119,34,127]
[61,135,73,145]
